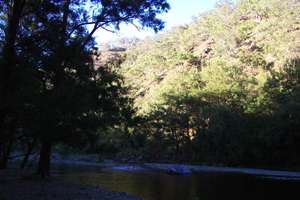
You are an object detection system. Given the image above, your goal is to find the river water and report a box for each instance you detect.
[60,167,300,200]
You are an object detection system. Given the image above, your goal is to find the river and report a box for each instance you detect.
[59,166,300,200]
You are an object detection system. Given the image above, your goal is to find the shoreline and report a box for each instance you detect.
[0,168,142,200]
[51,159,300,180]
[2,161,300,200]
[10,156,300,180]
[142,163,300,180]
[64,160,300,180]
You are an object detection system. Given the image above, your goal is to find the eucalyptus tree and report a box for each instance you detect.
[0,0,170,175]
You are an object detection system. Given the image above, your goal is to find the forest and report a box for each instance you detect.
[102,0,300,168]
[1,0,300,181]
[122,0,300,167]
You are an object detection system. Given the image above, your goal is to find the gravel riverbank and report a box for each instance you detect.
[0,169,142,200]
[142,163,300,179]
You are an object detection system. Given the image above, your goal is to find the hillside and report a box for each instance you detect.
[116,0,300,166]
[121,0,300,114]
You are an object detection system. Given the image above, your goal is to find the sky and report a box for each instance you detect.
[94,0,219,45]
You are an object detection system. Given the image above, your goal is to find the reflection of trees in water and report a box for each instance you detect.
[63,169,300,200]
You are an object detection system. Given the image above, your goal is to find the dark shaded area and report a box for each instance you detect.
[0,169,141,200]
[0,0,169,176]
[61,168,300,200]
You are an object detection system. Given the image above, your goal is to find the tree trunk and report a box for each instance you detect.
[0,137,13,169]
[0,0,24,115]
[0,143,8,169]
[37,141,52,178]
[0,0,25,169]
[20,139,36,169]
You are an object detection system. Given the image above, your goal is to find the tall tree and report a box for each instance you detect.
[0,0,26,169]
[0,0,169,174]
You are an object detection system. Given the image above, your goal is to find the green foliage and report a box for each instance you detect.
[0,0,170,172]
[118,0,300,166]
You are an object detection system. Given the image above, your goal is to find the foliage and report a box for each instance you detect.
[0,0,169,173]
[119,0,300,167]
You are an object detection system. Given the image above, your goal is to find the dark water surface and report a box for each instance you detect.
[60,167,300,200]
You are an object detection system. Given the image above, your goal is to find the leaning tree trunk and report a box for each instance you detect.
[37,141,52,178]
[0,143,8,169]
[0,136,13,169]
[20,139,36,169]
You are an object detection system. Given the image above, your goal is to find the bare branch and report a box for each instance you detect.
[131,22,143,32]
[100,26,116,33]
[68,21,98,37]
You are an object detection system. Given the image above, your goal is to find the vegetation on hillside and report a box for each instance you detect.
[117,0,300,166]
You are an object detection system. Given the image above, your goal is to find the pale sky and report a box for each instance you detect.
[93,0,219,45]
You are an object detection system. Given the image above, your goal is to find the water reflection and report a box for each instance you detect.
[61,168,300,200]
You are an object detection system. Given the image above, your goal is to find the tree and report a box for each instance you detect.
[0,0,170,175]
[0,0,26,169]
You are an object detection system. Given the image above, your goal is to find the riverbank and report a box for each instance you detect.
[106,163,300,180]
[10,153,300,180]
[0,169,142,200]
[49,156,300,180]
[142,163,300,180]
[56,161,300,180]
